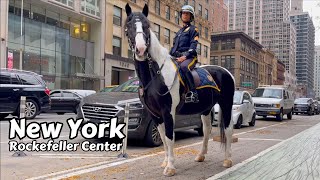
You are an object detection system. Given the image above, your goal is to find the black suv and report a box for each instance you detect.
[0,68,51,119]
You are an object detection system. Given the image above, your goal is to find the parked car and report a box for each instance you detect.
[0,68,50,119]
[293,98,315,115]
[213,91,256,129]
[77,77,208,147]
[100,85,119,92]
[314,100,320,115]
[49,90,96,115]
[252,85,294,121]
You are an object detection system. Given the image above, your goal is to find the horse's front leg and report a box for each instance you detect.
[157,123,168,168]
[161,109,176,176]
[195,113,212,162]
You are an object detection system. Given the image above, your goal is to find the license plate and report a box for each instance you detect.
[269,112,277,115]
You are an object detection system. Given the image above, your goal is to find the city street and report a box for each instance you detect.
[1,113,320,179]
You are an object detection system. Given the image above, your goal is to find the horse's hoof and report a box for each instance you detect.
[163,167,176,176]
[161,161,167,168]
[223,159,233,168]
[194,155,205,162]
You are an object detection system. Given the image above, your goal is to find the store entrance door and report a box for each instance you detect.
[111,67,135,85]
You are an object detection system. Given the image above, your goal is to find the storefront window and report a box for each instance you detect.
[80,22,90,41]
[41,49,56,75]
[81,0,100,17]
[42,23,56,50]
[23,46,41,74]
[70,19,81,39]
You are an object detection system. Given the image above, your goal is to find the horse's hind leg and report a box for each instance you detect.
[219,101,233,168]
[157,123,168,168]
[195,113,212,162]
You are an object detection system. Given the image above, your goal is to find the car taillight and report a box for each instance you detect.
[45,87,50,96]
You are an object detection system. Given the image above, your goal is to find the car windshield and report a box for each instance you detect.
[233,91,242,104]
[252,88,282,98]
[100,86,118,92]
[111,78,139,93]
[294,98,309,103]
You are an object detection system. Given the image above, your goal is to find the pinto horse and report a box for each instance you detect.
[124,4,235,176]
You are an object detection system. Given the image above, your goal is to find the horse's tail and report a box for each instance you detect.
[201,65,235,149]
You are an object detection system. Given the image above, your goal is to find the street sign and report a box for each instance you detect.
[242,82,252,87]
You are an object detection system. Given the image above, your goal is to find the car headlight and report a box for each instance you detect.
[118,102,143,110]
[272,104,280,108]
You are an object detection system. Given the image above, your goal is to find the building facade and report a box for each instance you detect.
[0,0,105,91]
[259,49,276,86]
[228,0,297,87]
[275,60,285,85]
[290,0,303,14]
[290,12,315,97]
[315,46,320,99]
[105,0,212,86]
[210,31,264,90]
[211,0,228,33]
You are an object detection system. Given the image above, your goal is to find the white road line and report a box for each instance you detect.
[238,138,284,141]
[206,123,320,180]
[27,122,287,180]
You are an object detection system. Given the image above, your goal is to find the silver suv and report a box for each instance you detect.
[252,86,294,121]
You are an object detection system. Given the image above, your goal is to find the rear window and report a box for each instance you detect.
[18,74,41,85]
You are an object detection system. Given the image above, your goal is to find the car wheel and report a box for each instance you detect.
[145,120,162,147]
[287,110,293,120]
[25,99,39,119]
[263,115,267,119]
[0,113,9,119]
[57,112,65,115]
[308,110,312,116]
[276,110,283,121]
[249,113,256,126]
[234,115,242,129]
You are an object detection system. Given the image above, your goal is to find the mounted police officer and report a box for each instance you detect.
[170,5,199,103]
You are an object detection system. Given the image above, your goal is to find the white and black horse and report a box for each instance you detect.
[125,4,235,176]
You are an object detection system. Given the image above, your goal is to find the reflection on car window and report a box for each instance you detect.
[112,78,140,93]
[18,74,41,85]
[63,92,77,97]
[50,91,61,97]
[294,98,309,103]
[252,89,282,99]
[233,91,242,104]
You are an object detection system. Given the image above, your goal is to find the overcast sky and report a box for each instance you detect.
[303,0,320,45]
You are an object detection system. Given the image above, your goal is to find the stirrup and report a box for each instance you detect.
[185,91,199,103]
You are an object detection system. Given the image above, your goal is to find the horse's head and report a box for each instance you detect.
[125,3,150,61]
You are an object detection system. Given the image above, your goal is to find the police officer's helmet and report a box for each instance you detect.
[180,5,195,22]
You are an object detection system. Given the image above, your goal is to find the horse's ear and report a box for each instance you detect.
[125,3,132,16]
[142,4,148,17]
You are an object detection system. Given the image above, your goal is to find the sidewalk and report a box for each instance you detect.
[209,122,320,180]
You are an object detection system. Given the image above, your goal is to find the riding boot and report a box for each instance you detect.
[185,71,199,103]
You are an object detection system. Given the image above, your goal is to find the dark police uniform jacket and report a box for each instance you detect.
[169,23,199,59]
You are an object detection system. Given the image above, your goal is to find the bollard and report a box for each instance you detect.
[118,102,129,158]
[12,96,27,157]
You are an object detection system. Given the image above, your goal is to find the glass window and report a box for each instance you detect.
[198,24,202,36]
[24,18,41,48]
[80,22,90,41]
[46,10,59,26]
[81,0,100,17]
[184,0,188,5]
[23,46,41,74]
[41,49,56,75]
[197,43,201,55]
[50,91,62,97]
[0,74,11,84]
[41,23,56,50]
[164,28,170,44]
[70,19,81,39]
[113,36,121,56]
[112,78,140,93]
[54,0,74,8]
[63,91,77,97]
[113,6,122,26]
[205,9,208,20]
[128,46,134,58]
[154,24,160,40]
[205,27,208,39]
[198,4,202,16]
[191,0,195,9]
[18,74,41,85]
[212,41,219,50]
[175,11,179,24]
[165,6,170,20]
[210,56,218,65]
[155,0,160,15]
[31,5,45,23]
[204,45,208,58]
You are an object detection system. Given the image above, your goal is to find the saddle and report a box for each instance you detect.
[171,60,220,92]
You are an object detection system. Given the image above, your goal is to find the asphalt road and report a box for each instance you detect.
[1,113,320,180]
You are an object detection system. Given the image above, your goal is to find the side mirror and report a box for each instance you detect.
[243,100,250,104]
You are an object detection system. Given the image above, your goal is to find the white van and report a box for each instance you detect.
[251,85,294,121]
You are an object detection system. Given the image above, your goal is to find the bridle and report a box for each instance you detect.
[125,15,150,59]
